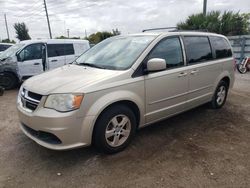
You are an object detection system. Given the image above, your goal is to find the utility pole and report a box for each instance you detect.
[67,29,69,38]
[85,29,87,38]
[43,0,52,39]
[203,0,207,16]
[4,14,10,41]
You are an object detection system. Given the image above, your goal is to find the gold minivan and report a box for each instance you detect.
[17,31,235,153]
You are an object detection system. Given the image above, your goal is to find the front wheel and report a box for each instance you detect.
[210,80,228,109]
[0,72,18,90]
[93,105,136,154]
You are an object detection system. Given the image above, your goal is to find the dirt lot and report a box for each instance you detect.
[0,73,250,188]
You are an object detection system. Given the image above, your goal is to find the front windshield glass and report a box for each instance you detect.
[75,35,156,70]
[0,43,25,60]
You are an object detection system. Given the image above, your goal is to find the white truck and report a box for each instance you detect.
[0,39,90,89]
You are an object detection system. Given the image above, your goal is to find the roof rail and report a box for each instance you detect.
[170,29,210,32]
[142,27,177,32]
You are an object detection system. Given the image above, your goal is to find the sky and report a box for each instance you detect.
[0,0,250,41]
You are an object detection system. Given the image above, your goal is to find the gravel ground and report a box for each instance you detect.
[0,72,250,188]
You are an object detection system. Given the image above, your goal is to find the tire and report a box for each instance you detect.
[93,105,137,154]
[210,80,228,109]
[0,72,18,90]
[237,64,247,74]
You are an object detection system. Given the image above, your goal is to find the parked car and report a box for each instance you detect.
[0,39,90,89]
[17,31,234,154]
[0,43,13,54]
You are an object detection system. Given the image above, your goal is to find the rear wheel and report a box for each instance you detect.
[93,105,136,154]
[210,80,228,109]
[0,72,18,90]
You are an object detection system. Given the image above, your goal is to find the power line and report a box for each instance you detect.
[3,0,43,17]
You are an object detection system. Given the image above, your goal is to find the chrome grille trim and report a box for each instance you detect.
[20,88,42,111]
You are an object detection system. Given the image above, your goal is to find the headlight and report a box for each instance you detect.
[44,94,84,112]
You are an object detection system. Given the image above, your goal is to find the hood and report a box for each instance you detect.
[23,64,125,95]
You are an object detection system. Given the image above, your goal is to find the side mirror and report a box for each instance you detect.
[146,58,166,72]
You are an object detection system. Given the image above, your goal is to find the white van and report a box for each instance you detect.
[0,39,90,89]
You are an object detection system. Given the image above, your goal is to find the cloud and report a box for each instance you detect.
[0,0,249,41]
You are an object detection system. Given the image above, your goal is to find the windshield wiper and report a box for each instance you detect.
[77,62,106,69]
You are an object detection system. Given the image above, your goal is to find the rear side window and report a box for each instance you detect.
[184,36,213,64]
[148,37,184,69]
[47,44,74,57]
[210,36,232,59]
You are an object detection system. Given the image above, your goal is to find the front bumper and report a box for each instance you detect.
[17,103,96,150]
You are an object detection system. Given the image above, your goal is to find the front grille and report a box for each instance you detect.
[20,88,42,111]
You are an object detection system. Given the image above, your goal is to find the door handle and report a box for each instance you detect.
[33,63,40,65]
[51,59,58,62]
[190,69,199,75]
[178,72,187,77]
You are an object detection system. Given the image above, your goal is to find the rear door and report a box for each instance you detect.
[47,43,74,69]
[17,43,45,78]
[183,36,222,109]
[72,43,89,59]
[144,36,188,123]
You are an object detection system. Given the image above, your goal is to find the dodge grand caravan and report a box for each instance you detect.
[0,39,90,89]
[17,32,235,153]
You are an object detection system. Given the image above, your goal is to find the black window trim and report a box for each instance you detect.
[132,35,185,78]
[183,35,213,66]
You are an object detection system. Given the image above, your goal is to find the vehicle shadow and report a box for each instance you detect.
[18,103,225,163]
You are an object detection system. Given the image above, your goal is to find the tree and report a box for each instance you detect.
[55,35,80,39]
[86,29,121,44]
[13,22,31,41]
[177,11,250,36]
[1,39,15,43]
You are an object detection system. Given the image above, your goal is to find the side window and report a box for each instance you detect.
[210,36,232,59]
[19,43,43,61]
[184,36,213,64]
[0,45,4,51]
[148,37,184,69]
[0,45,10,51]
[47,44,74,57]
[64,44,74,55]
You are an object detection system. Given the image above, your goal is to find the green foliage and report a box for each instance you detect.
[13,22,31,41]
[86,29,121,44]
[1,39,16,43]
[177,11,250,36]
[55,36,81,39]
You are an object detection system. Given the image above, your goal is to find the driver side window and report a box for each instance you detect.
[148,37,184,69]
[19,43,43,61]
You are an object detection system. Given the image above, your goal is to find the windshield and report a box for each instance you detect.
[0,43,25,60]
[75,35,156,70]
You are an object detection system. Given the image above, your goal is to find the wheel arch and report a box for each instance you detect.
[213,71,232,92]
[91,99,141,146]
[85,90,144,144]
